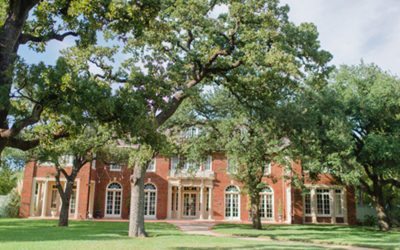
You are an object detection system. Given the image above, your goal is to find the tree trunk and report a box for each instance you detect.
[374,191,391,231]
[128,162,147,237]
[58,198,70,227]
[250,194,262,230]
[58,181,73,227]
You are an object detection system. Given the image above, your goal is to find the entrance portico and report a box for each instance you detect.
[167,178,214,220]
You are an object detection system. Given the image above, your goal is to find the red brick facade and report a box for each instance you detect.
[20,154,357,225]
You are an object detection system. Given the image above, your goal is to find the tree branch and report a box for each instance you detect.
[6,130,69,151]
[18,31,78,44]
[0,103,43,138]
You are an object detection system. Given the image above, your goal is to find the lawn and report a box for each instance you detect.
[0,219,328,250]
[213,223,400,250]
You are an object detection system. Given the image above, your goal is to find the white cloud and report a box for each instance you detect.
[281,0,400,75]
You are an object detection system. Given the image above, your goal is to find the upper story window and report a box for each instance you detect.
[59,155,74,167]
[147,159,156,172]
[227,158,238,174]
[109,163,122,172]
[184,127,201,138]
[264,162,272,175]
[203,155,212,171]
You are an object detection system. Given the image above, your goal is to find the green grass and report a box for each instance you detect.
[213,223,400,249]
[0,219,330,250]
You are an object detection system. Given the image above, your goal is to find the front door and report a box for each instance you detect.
[183,193,197,217]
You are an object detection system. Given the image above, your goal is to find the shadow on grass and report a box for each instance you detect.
[213,223,400,249]
[0,219,181,242]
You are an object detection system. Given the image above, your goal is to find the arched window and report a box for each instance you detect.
[260,187,274,220]
[105,182,122,217]
[144,183,157,217]
[225,185,240,219]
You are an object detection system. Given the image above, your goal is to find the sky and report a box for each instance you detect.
[281,0,400,76]
[20,0,400,76]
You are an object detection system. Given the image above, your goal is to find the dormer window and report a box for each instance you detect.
[110,163,122,172]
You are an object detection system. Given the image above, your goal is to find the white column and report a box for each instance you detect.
[199,186,204,220]
[30,179,37,216]
[88,182,95,219]
[41,180,49,217]
[343,188,348,224]
[310,188,317,223]
[177,186,182,219]
[330,189,336,224]
[208,187,213,220]
[167,184,172,219]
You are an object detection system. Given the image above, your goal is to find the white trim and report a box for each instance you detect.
[104,182,123,218]
[144,182,157,219]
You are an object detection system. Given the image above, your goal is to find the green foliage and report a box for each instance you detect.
[4,188,21,218]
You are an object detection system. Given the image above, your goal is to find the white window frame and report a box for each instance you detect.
[224,185,240,220]
[147,159,156,172]
[264,162,272,176]
[59,155,74,167]
[316,189,331,216]
[109,163,122,172]
[260,187,274,220]
[104,182,123,217]
[144,183,157,219]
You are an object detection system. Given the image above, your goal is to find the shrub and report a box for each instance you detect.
[4,189,20,218]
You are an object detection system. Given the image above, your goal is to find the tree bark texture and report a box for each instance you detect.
[250,194,262,230]
[128,162,147,237]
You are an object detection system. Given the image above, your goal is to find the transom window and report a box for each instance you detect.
[105,182,122,217]
[260,187,274,219]
[144,183,157,217]
[316,189,330,215]
[109,163,122,172]
[225,185,240,219]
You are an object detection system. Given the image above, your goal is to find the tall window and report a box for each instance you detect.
[144,183,157,217]
[225,185,240,219]
[316,189,330,215]
[304,189,311,215]
[260,187,274,219]
[69,185,77,214]
[50,185,58,209]
[105,183,122,216]
[335,189,343,216]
